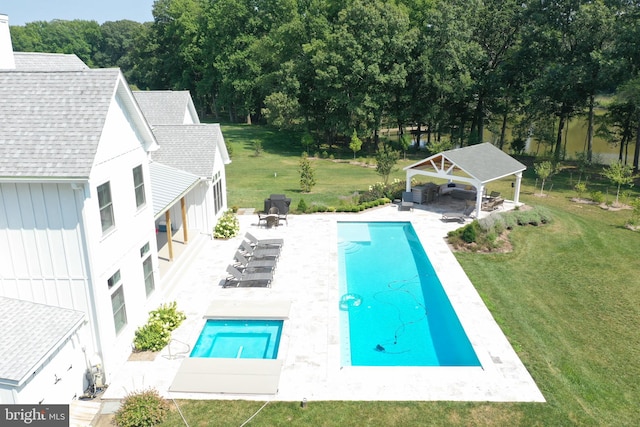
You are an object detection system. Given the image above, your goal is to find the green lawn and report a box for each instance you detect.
[159,125,640,426]
[222,124,418,211]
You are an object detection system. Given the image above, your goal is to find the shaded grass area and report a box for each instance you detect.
[222,124,419,211]
[158,126,640,426]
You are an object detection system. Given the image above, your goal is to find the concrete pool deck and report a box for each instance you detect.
[101,201,545,403]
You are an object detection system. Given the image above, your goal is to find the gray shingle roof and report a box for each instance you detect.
[149,161,200,218]
[150,125,220,178]
[13,52,89,71]
[443,143,526,182]
[0,297,85,384]
[133,91,199,125]
[404,143,526,183]
[0,69,121,178]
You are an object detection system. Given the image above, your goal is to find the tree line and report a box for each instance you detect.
[9,0,640,170]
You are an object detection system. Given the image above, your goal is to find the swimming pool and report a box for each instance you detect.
[338,221,480,367]
[190,319,283,359]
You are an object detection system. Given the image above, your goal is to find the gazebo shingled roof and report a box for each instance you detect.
[403,143,526,215]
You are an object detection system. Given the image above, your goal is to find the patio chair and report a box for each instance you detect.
[245,232,283,248]
[234,251,277,272]
[268,194,291,225]
[441,205,475,223]
[258,207,280,228]
[482,196,504,211]
[399,191,414,211]
[223,265,273,288]
[240,240,280,260]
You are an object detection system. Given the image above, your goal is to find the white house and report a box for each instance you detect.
[0,14,230,404]
[133,91,231,243]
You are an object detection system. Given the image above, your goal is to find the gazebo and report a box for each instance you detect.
[403,143,526,215]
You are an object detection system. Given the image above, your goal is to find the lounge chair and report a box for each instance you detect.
[245,232,283,248]
[223,265,273,288]
[234,251,277,272]
[399,191,414,211]
[441,205,475,223]
[240,240,280,260]
[482,196,504,211]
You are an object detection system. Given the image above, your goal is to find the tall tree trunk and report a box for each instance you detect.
[211,93,219,120]
[477,97,484,145]
[587,95,594,163]
[469,115,477,146]
[416,124,422,148]
[554,113,565,161]
[633,120,640,173]
[499,108,508,150]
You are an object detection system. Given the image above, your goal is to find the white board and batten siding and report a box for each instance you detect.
[81,89,162,379]
[0,182,89,312]
[0,88,162,383]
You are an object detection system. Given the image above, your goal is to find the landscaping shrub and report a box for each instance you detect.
[133,321,170,352]
[447,207,553,251]
[512,207,553,226]
[591,190,605,204]
[574,181,587,199]
[478,213,507,235]
[213,210,240,239]
[149,301,186,332]
[627,197,640,227]
[133,302,186,352]
[114,388,169,427]
[297,198,308,213]
[461,222,478,243]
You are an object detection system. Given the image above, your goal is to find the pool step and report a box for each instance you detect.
[338,241,362,254]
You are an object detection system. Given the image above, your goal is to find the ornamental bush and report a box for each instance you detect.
[133,302,186,352]
[114,388,169,427]
[149,301,186,332]
[133,321,170,352]
[213,210,240,239]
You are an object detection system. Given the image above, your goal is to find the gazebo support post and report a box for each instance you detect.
[475,184,485,218]
[514,172,523,204]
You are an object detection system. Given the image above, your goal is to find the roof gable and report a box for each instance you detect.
[133,91,200,125]
[0,69,157,179]
[405,143,526,184]
[150,124,228,178]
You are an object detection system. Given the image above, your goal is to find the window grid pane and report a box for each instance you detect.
[111,286,127,334]
[133,165,146,208]
[143,256,155,296]
[98,182,115,233]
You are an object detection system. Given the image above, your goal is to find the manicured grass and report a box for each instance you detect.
[222,124,419,211]
[160,126,640,426]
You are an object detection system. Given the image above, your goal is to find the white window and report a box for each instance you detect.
[109,271,127,334]
[143,255,155,297]
[98,182,115,233]
[133,165,146,208]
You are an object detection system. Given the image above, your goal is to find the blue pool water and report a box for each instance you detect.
[338,221,480,367]
[190,319,283,359]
